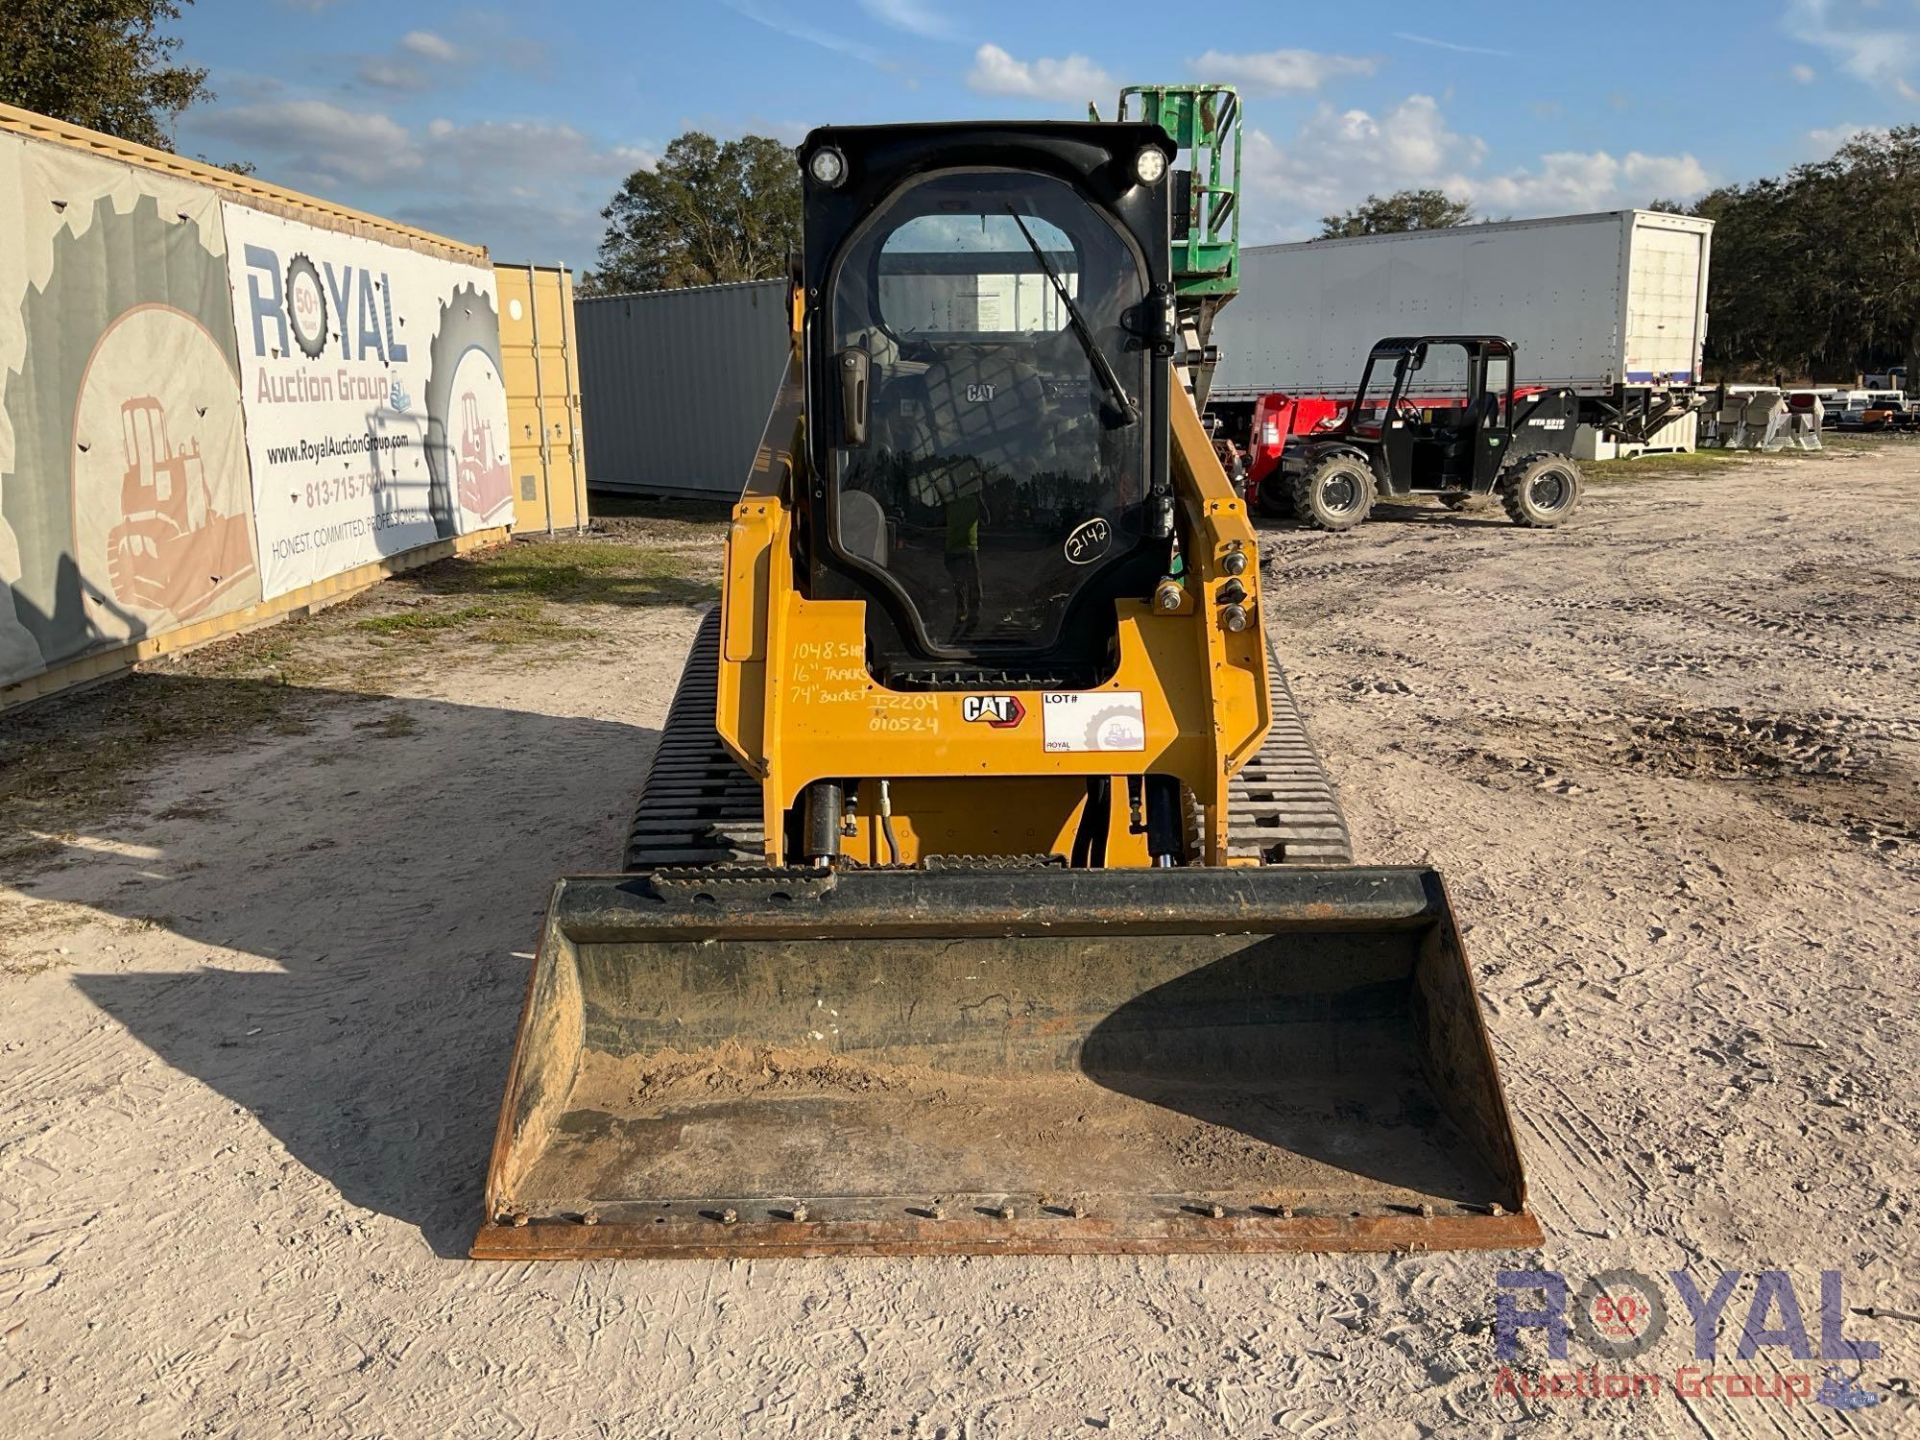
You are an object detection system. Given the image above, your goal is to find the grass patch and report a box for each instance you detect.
[0,836,63,867]
[354,601,529,635]
[1815,435,1898,457]
[1586,432,1897,483]
[1584,448,1758,482]
[199,536,713,685]
[587,496,735,533]
[353,597,597,649]
[0,534,712,851]
[0,672,315,851]
[188,619,334,687]
[472,616,597,646]
[0,897,106,977]
[412,538,720,607]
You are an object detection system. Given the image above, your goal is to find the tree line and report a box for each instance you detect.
[1688,127,1920,381]
[7,6,1917,380]
[1318,137,1920,382]
[586,137,1920,384]
[0,1,210,153]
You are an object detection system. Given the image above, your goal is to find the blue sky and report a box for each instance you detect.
[169,0,1918,273]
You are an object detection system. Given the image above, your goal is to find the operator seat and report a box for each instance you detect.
[914,343,1050,480]
[839,490,890,566]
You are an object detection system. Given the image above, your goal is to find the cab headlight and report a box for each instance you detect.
[809,147,847,188]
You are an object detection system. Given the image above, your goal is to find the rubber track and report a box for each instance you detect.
[624,611,765,870]
[1227,653,1353,865]
[625,612,1351,870]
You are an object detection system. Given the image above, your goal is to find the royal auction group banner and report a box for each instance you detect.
[221,205,513,599]
[0,112,514,694]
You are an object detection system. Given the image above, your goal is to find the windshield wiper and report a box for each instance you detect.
[1005,207,1139,426]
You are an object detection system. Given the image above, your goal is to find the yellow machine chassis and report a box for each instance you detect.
[718,304,1270,867]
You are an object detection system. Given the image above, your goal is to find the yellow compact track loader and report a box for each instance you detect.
[473,121,1540,1259]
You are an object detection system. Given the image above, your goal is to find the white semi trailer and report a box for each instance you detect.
[1209,209,1714,458]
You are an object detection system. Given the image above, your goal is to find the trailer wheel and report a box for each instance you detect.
[1289,452,1374,532]
[1499,453,1582,527]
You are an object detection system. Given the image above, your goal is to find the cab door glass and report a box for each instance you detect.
[1484,353,1512,426]
[829,170,1150,654]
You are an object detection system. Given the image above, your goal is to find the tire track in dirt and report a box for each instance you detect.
[1369,571,1917,683]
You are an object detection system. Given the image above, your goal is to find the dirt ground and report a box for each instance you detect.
[2,446,1916,1437]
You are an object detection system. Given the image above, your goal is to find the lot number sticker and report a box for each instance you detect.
[1042,692,1146,752]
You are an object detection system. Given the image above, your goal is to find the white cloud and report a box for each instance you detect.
[967,43,1112,103]
[1464,151,1711,213]
[722,0,889,67]
[454,11,554,79]
[1806,122,1886,153]
[399,30,459,63]
[1785,0,1920,94]
[1189,47,1375,95]
[1239,92,1708,237]
[197,99,424,185]
[1308,96,1480,186]
[1790,62,1816,83]
[1624,153,1711,197]
[1392,31,1513,59]
[356,29,462,91]
[857,0,958,41]
[424,118,655,179]
[1240,97,1479,226]
[357,57,430,92]
[188,100,656,266]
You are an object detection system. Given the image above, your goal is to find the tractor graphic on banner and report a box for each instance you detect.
[456,389,511,519]
[104,395,256,622]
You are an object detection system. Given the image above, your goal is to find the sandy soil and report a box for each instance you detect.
[2,452,1916,1436]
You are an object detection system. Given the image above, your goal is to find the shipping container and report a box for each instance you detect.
[0,100,514,710]
[1210,209,1714,456]
[494,263,588,533]
[575,279,790,501]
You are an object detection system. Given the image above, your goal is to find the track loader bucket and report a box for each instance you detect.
[474,866,1540,1259]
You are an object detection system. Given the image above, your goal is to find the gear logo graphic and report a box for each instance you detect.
[1084,704,1145,750]
[3,191,255,673]
[423,282,511,534]
[284,253,328,359]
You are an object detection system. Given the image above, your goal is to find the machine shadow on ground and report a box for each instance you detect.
[1366,502,1516,529]
[6,675,660,1258]
[1253,503,1517,533]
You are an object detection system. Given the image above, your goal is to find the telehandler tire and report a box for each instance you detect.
[1255,475,1295,519]
[1499,453,1582,527]
[1289,452,1374,532]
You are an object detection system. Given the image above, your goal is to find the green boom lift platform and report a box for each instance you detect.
[1101,84,1242,406]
